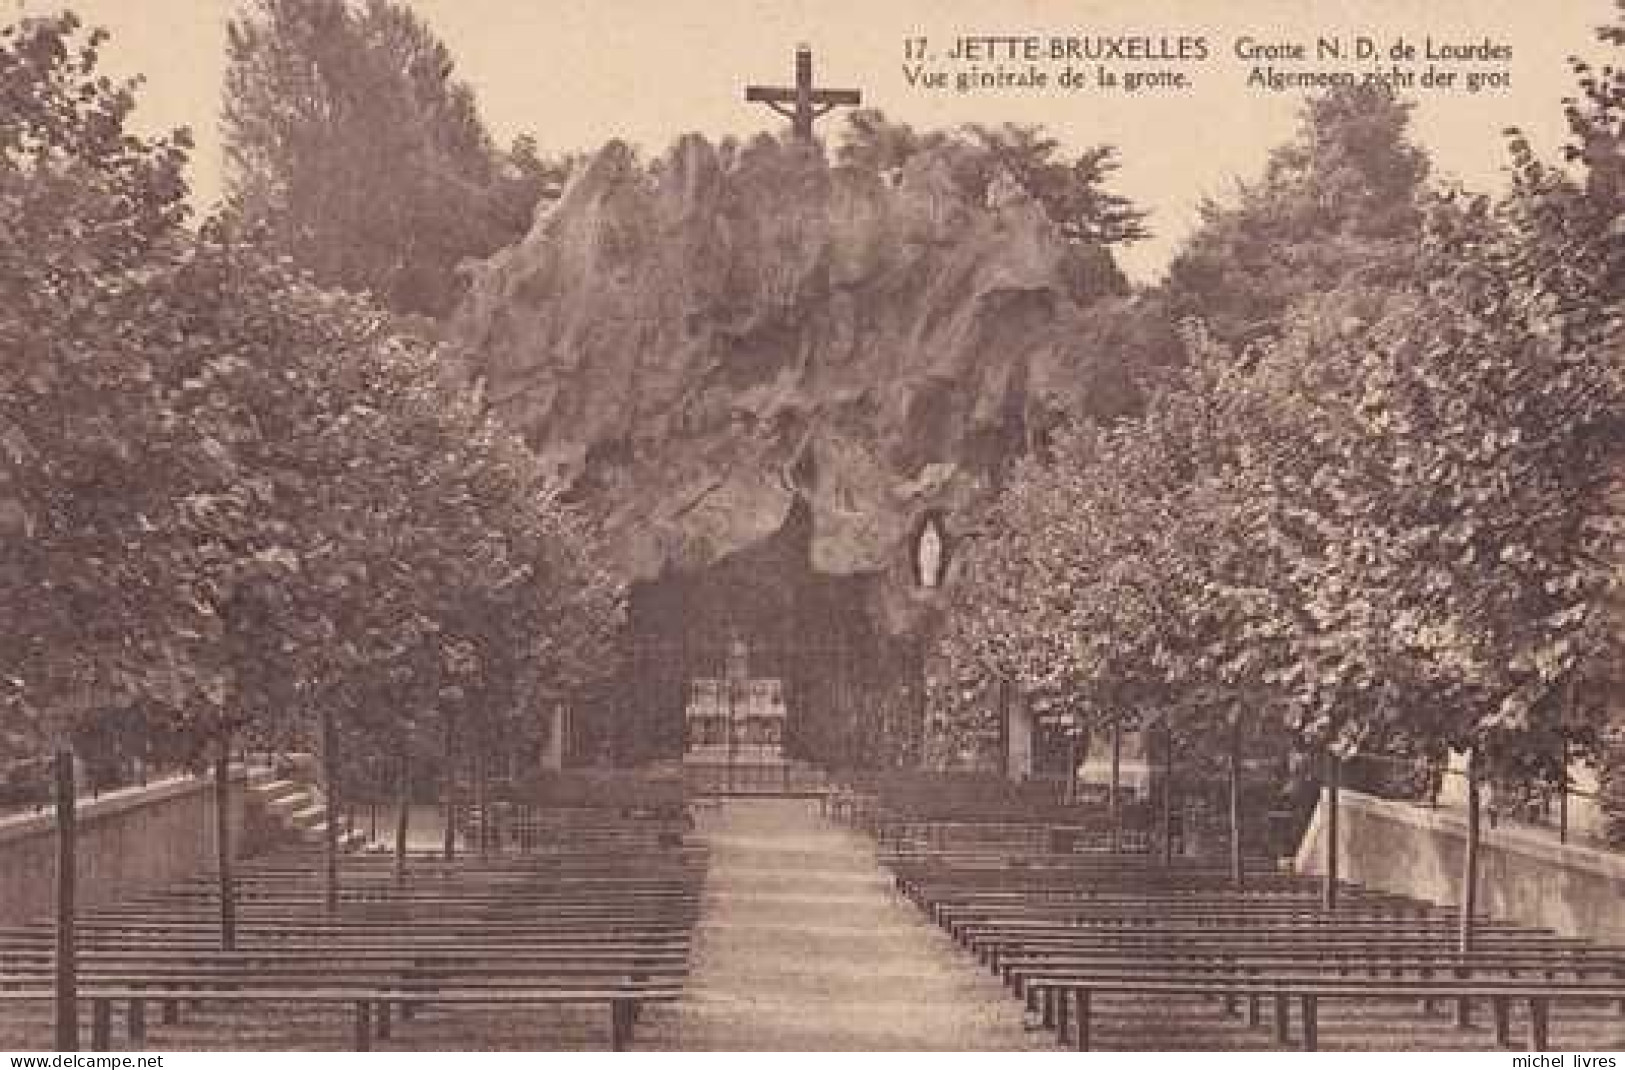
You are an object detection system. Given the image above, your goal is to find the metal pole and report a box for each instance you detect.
[54,747,78,1051]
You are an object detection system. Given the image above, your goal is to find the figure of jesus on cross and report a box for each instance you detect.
[745,45,861,141]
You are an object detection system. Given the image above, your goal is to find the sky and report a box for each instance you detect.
[11,0,1617,282]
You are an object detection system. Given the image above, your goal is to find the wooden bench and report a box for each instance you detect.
[1023,973,1625,1051]
[1,982,684,1051]
[4,803,707,1051]
[874,809,1625,1052]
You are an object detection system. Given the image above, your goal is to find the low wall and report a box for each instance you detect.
[0,770,269,928]
[1296,788,1625,946]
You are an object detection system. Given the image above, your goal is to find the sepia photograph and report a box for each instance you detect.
[0,0,1622,1055]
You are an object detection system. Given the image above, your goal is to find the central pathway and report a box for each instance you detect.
[652,797,1053,1051]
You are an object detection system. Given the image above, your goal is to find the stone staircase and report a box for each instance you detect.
[245,768,368,851]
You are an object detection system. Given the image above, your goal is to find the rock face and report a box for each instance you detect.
[448,133,1141,632]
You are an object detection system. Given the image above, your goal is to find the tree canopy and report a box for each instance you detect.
[222,0,564,318]
[933,31,1624,834]
[2,13,622,794]
[837,109,1149,299]
[1162,83,1431,351]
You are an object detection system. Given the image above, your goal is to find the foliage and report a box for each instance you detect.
[1162,83,1431,350]
[933,27,1623,813]
[1,14,624,791]
[1,11,201,748]
[837,109,1148,298]
[222,0,561,317]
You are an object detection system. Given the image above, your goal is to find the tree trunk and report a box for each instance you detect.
[215,740,236,952]
[54,747,78,1051]
[1459,753,1481,955]
[1558,727,1570,845]
[1229,714,1244,889]
[476,745,490,857]
[1160,721,1175,866]
[1323,748,1341,911]
[393,756,411,886]
[442,717,457,862]
[321,707,339,914]
[997,677,1011,779]
[1109,718,1123,853]
[1064,732,1078,806]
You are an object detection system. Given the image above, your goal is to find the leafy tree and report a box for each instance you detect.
[1162,83,1430,350]
[934,23,1622,879]
[0,12,202,755]
[222,0,554,317]
[2,12,625,827]
[836,109,1148,298]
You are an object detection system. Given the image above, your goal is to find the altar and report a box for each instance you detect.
[684,637,787,764]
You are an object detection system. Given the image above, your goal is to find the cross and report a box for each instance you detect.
[745,44,861,141]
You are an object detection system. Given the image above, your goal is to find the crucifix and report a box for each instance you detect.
[745,44,861,141]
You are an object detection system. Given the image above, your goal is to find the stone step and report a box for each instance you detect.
[249,779,307,805]
[296,822,368,849]
[288,803,327,827]
[244,766,280,788]
[264,790,317,817]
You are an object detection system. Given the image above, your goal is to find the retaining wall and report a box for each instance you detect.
[0,770,271,928]
[1296,788,1625,946]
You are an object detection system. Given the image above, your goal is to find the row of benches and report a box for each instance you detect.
[0,813,707,1051]
[868,819,1625,1051]
[825,772,1163,857]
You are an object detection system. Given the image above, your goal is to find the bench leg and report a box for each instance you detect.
[1455,995,1472,1029]
[610,998,635,1051]
[1300,995,1318,1052]
[127,998,145,1049]
[1493,996,1511,1047]
[1055,985,1070,1040]
[90,999,111,1053]
[1041,986,1056,1029]
[1273,993,1290,1046]
[1247,994,1261,1027]
[354,1001,372,1052]
[1528,997,1549,1052]
[376,999,392,1040]
[1074,990,1091,1051]
[162,999,180,1026]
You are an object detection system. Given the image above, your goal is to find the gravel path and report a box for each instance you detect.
[649,797,1054,1051]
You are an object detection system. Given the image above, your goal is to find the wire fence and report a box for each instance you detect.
[0,754,192,821]
[1342,751,1614,848]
